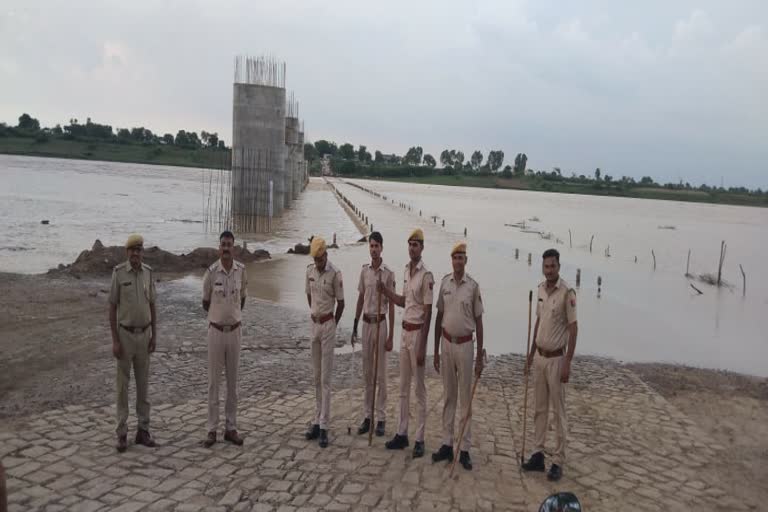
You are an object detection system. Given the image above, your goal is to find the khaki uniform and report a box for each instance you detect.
[357,262,395,422]
[533,277,577,466]
[306,260,344,429]
[436,272,484,451]
[109,261,156,436]
[398,260,434,442]
[203,259,248,433]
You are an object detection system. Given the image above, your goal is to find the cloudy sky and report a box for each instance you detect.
[1,0,766,188]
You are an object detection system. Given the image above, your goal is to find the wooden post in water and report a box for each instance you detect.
[576,269,581,288]
[651,250,656,270]
[739,264,745,297]
[568,229,572,249]
[717,241,727,286]
[597,276,602,298]
[686,250,691,277]
[527,253,532,266]
[464,227,467,237]
[589,235,594,253]
[515,249,519,260]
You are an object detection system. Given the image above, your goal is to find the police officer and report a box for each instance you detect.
[378,228,433,458]
[432,242,484,470]
[304,237,345,448]
[352,231,395,437]
[109,233,157,453]
[202,231,248,448]
[522,248,578,481]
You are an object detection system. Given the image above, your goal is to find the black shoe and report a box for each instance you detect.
[203,431,217,448]
[431,444,454,463]
[385,434,409,450]
[319,429,329,448]
[459,451,473,471]
[116,434,127,453]
[224,429,244,446]
[547,464,562,481]
[305,424,320,440]
[375,421,386,437]
[412,441,425,458]
[135,429,156,448]
[357,418,371,435]
[522,451,545,472]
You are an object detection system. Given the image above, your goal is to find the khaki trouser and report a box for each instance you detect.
[533,353,567,465]
[362,320,388,422]
[116,328,151,436]
[207,326,241,433]
[398,329,427,442]
[311,319,336,429]
[441,336,474,451]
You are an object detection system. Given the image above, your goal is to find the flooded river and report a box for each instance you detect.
[2,155,766,375]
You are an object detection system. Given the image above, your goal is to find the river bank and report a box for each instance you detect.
[0,137,228,169]
[345,174,768,208]
[0,269,765,511]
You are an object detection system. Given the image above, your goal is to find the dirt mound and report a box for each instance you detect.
[50,240,270,275]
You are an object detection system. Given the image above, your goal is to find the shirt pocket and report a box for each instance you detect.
[120,280,135,304]
[461,298,474,318]
[322,277,335,298]
[212,282,227,302]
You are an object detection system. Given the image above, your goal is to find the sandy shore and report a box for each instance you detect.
[1,271,766,511]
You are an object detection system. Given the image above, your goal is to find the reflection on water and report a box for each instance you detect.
[2,155,767,376]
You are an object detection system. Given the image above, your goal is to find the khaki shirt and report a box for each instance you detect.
[436,272,484,337]
[535,278,577,351]
[357,262,395,316]
[403,260,434,324]
[305,260,344,316]
[109,261,156,327]
[203,259,248,325]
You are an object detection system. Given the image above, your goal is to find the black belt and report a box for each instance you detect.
[119,324,150,334]
[538,347,565,358]
[209,321,241,333]
[363,314,386,324]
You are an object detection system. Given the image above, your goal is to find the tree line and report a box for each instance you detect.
[303,139,765,196]
[305,140,528,178]
[0,113,228,150]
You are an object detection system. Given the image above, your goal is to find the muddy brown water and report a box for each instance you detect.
[2,155,766,375]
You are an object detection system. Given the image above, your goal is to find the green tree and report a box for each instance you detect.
[374,150,384,164]
[513,153,527,175]
[423,154,436,168]
[594,168,601,181]
[357,145,371,162]
[206,132,219,148]
[175,130,190,147]
[403,146,423,166]
[117,128,132,143]
[304,143,319,161]
[162,133,174,145]
[487,150,505,172]
[452,150,465,171]
[339,143,355,159]
[17,113,40,132]
[501,165,513,178]
[440,149,452,167]
[314,140,337,157]
[218,140,226,150]
[470,150,483,171]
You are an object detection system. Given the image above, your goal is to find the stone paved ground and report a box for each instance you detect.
[1,348,757,512]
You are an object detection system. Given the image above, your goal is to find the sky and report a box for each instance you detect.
[1,0,766,188]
